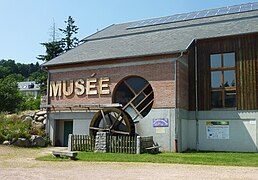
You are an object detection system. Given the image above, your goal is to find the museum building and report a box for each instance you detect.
[43,2,258,152]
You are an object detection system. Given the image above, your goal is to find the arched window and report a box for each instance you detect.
[113,76,154,122]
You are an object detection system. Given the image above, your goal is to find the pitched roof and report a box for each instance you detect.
[43,3,258,67]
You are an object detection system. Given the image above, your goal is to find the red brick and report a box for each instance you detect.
[49,58,177,108]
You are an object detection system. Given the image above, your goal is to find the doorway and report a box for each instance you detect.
[63,121,73,147]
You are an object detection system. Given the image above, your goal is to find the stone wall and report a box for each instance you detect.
[94,132,110,153]
[2,110,47,147]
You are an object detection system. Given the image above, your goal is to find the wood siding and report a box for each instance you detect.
[189,33,258,110]
[188,43,196,111]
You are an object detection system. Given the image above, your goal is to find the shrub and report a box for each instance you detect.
[19,94,41,111]
[0,114,31,142]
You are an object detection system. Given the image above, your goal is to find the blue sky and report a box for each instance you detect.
[0,0,256,64]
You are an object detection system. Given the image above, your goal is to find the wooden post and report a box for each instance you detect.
[68,134,72,151]
[136,136,141,154]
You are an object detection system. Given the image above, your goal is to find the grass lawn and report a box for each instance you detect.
[37,151,258,167]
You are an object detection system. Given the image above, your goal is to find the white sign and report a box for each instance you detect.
[206,121,229,139]
[155,127,166,134]
[249,120,256,125]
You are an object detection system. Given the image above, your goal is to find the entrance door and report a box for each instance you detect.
[63,121,73,147]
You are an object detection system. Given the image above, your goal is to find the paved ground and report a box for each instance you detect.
[1,145,258,180]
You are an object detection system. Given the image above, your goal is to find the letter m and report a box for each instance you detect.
[50,81,62,97]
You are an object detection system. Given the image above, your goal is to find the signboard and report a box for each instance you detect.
[153,118,169,127]
[50,77,110,97]
[206,121,229,139]
[250,120,256,125]
[155,127,166,134]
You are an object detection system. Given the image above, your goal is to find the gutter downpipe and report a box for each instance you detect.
[46,69,51,143]
[174,51,184,152]
[194,39,199,151]
[40,66,51,145]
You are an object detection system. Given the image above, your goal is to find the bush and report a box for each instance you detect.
[19,94,41,111]
[0,114,31,142]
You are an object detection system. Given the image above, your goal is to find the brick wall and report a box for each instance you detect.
[49,58,176,108]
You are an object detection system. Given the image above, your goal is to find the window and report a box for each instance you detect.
[210,52,236,108]
[113,76,154,121]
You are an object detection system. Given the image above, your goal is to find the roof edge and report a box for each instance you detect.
[42,50,187,68]
[81,24,115,42]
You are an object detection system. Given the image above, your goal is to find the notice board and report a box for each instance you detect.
[206,121,229,139]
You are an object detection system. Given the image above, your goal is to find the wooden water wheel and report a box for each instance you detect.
[89,108,135,136]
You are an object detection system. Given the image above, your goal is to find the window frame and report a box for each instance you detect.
[113,76,154,120]
[210,52,236,109]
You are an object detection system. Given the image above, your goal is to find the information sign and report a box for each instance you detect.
[206,121,229,139]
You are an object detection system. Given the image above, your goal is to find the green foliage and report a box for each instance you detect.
[0,114,31,141]
[0,113,48,143]
[29,71,47,84]
[0,60,18,77]
[37,41,64,61]
[28,71,47,94]
[0,76,22,113]
[38,16,80,62]
[0,60,47,112]
[0,66,11,78]
[59,16,79,52]
[0,60,41,79]
[19,94,41,111]
[6,73,26,82]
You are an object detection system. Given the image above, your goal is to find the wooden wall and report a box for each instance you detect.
[188,33,258,110]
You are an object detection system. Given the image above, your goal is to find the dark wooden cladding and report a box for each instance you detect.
[189,33,258,110]
[188,43,196,111]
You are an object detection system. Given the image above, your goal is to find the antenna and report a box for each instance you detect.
[49,18,60,42]
[52,18,56,42]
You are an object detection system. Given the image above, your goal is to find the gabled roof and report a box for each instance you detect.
[43,3,258,67]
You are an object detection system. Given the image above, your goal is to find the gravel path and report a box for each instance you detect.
[1,145,258,180]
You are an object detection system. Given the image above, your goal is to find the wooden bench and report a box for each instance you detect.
[145,145,161,154]
[52,151,78,160]
[140,136,160,154]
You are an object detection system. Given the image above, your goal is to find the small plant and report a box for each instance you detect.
[43,136,51,146]
[0,114,31,142]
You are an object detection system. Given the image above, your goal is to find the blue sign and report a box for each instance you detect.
[153,118,169,127]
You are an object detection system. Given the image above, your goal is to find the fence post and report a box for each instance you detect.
[136,136,141,154]
[68,134,72,151]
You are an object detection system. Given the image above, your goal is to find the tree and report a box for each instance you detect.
[37,41,63,61]
[0,66,11,79]
[38,16,79,61]
[37,18,64,62]
[0,76,22,113]
[29,70,48,94]
[17,63,30,78]
[0,60,19,74]
[59,16,79,52]
[6,74,25,82]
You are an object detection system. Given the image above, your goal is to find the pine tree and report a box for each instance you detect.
[37,41,63,61]
[38,16,79,61]
[59,16,79,52]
